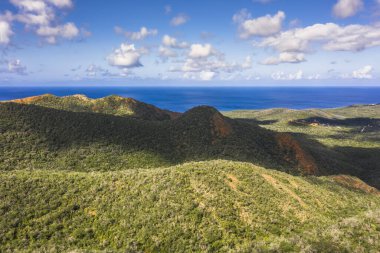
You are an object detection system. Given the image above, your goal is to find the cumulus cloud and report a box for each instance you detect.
[4,0,83,44]
[182,71,217,81]
[0,59,27,75]
[199,71,216,81]
[0,21,13,44]
[159,35,189,60]
[352,65,373,79]
[333,0,364,18]
[233,10,285,38]
[86,64,103,77]
[115,26,158,41]
[84,64,119,77]
[258,22,380,64]
[159,46,177,58]
[46,0,72,8]
[107,43,143,69]
[36,22,79,43]
[169,45,252,81]
[271,70,304,80]
[261,52,306,65]
[162,35,188,48]
[188,43,216,58]
[170,13,189,26]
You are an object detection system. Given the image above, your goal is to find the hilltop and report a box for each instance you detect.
[8,94,180,120]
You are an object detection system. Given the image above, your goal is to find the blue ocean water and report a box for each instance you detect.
[0,86,379,112]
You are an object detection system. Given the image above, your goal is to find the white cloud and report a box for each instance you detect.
[234,10,285,38]
[117,26,158,41]
[159,46,177,58]
[162,35,188,48]
[232,9,251,24]
[199,71,216,81]
[0,59,27,75]
[128,27,157,41]
[10,0,47,12]
[10,0,72,9]
[170,51,252,81]
[36,22,79,43]
[261,52,306,65]
[5,0,82,44]
[259,22,380,56]
[188,43,215,58]
[333,0,363,18]
[352,65,373,79]
[272,70,304,80]
[46,0,72,8]
[84,64,118,77]
[170,13,189,26]
[0,21,13,44]
[107,43,143,68]
[307,74,321,80]
[86,64,101,76]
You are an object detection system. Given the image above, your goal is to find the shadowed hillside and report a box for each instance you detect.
[0,102,305,174]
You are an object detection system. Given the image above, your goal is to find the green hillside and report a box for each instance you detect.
[1,96,379,252]
[0,101,323,175]
[1,160,379,252]
[8,94,179,120]
[225,105,380,188]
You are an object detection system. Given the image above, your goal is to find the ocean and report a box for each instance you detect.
[0,86,379,112]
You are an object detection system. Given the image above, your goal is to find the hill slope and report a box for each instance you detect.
[1,97,380,252]
[225,105,380,188]
[1,160,379,252]
[8,94,180,120]
[0,102,325,175]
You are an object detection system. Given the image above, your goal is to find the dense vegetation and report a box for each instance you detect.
[1,95,379,252]
[0,102,308,174]
[9,94,179,120]
[225,105,380,188]
[1,161,379,252]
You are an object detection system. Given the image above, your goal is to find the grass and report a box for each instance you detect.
[1,160,379,252]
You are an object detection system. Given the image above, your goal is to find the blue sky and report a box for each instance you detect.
[0,0,379,86]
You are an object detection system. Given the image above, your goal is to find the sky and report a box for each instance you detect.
[0,0,380,86]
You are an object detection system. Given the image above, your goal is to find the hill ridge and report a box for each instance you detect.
[6,94,180,121]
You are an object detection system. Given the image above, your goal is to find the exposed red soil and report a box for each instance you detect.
[211,113,233,140]
[331,175,380,195]
[276,133,319,175]
[10,94,51,104]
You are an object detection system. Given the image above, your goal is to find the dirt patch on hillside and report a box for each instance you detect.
[262,174,307,208]
[225,174,239,191]
[10,94,51,104]
[276,133,318,175]
[211,113,233,141]
[331,175,380,195]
